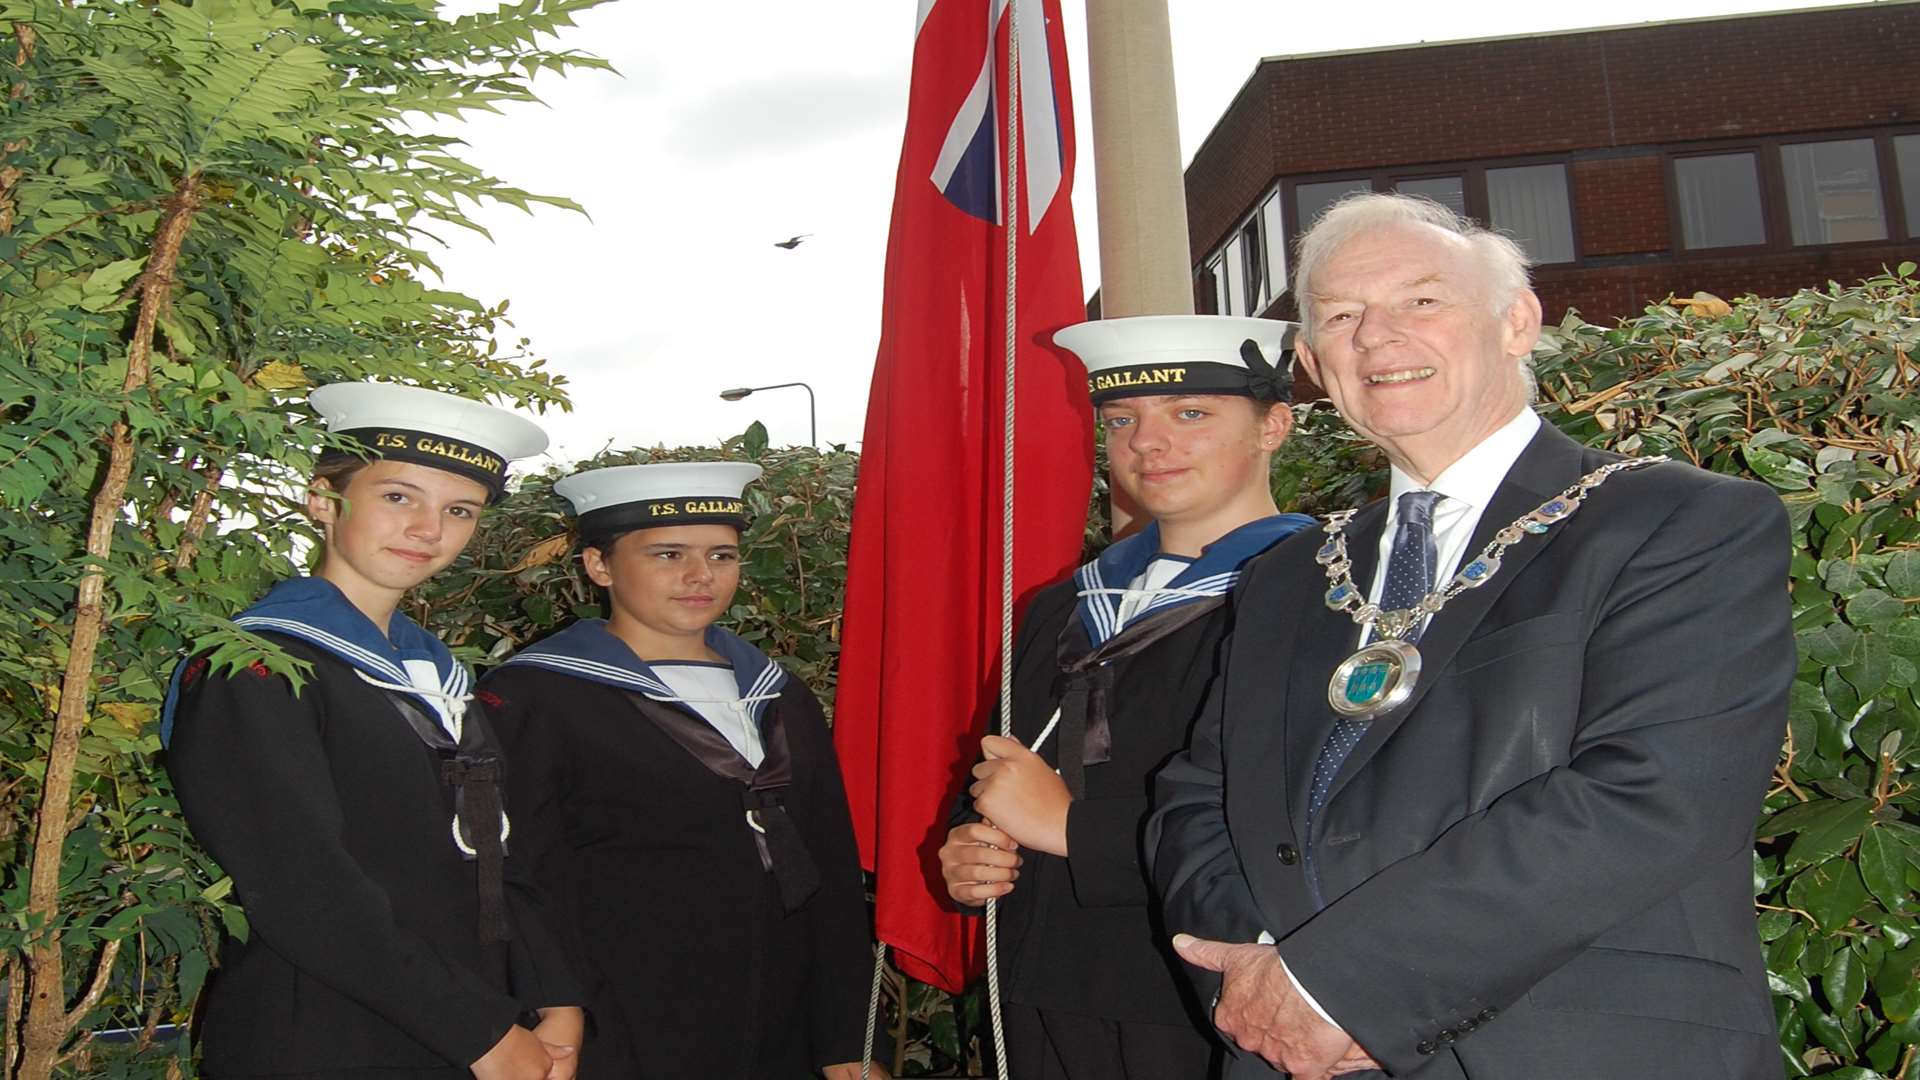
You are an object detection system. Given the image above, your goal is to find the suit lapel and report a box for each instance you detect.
[1285,499,1387,829]
[1319,424,1591,813]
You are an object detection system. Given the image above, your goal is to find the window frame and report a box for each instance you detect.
[1663,126,1920,256]
[1278,153,1584,268]
[1666,147,1773,255]
[1198,182,1287,317]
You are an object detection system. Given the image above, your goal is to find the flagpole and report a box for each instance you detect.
[983,0,1021,1068]
[1083,0,1194,535]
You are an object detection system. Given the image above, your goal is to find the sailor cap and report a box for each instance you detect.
[1054,315,1298,405]
[556,462,764,544]
[310,381,548,500]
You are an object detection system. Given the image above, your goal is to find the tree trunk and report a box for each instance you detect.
[13,172,201,1080]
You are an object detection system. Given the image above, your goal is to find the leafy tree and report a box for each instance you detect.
[0,0,604,1072]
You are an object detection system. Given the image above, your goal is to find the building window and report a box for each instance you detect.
[1295,179,1371,235]
[1487,164,1575,265]
[1891,134,1919,238]
[1203,189,1288,315]
[1394,176,1466,218]
[1675,153,1766,249]
[1260,191,1287,297]
[1782,139,1888,245]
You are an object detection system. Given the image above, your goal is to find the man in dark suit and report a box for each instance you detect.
[1146,192,1793,1080]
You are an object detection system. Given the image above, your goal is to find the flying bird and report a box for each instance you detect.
[773,234,812,250]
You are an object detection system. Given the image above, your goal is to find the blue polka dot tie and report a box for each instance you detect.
[1307,490,1442,832]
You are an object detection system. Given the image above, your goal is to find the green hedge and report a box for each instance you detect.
[1530,271,1920,1080]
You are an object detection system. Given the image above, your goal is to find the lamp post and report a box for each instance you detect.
[718,382,817,448]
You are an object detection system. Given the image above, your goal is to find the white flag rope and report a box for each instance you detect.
[863,3,1024,1075]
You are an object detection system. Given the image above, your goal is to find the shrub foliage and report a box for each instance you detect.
[1531,272,1920,1080]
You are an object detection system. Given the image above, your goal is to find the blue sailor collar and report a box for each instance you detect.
[1074,512,1317,646]
[160,576,471,746]
[496,619,788,728]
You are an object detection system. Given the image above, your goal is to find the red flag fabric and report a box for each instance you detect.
[833,0,1093,995]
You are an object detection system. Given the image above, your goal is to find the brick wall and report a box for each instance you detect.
[1535,248,1914,326]
[1181,3,1920,323]
[1572,156,1668,257]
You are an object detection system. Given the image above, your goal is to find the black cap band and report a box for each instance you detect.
[324,427,511,499]
[577,498,750,550]
[1086,356,1291,405]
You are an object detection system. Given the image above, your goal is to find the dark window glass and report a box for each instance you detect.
[1294,179,1372,234]
[1782,139,1887,245]
[1487,164,1575,264]
[1394,176,1466,219]
[1893,134,1920,238]
[1675,153,1766,249]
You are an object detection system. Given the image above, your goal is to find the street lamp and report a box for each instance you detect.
[718,382,817,448]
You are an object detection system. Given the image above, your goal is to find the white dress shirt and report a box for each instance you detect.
[1115,556,1192,632]
[1361,408,1543,643]
[1279,407,1542,1027]
[652,661,766,767]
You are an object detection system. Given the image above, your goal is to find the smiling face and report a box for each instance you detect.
[1099,394,1290,550]
[308,459,489,621]
[584,523,742,660]
[1295,222,1542,482]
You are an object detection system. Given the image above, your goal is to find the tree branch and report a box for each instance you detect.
[172,463,223,572]
[16,170,201,1080]
[60,936,120,1032]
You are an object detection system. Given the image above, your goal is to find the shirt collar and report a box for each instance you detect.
[1388,408,1542,515]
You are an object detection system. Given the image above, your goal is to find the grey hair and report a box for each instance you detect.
[1292,192,1533,345]
[1292,191,1539,399]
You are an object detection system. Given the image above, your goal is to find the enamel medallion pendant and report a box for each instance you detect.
[1328,639,1422,719]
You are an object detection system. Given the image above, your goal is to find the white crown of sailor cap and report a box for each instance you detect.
[1053,314,1297,374]
[554,462,765,516]
[308,381,548,462]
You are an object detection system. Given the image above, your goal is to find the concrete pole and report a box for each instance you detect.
[1084,0,1193,533]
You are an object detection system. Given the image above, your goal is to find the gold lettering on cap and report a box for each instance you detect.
[1087,367,1190,393]
[407,435,504,475]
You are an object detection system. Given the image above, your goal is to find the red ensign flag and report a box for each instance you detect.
[834,0,1093,994]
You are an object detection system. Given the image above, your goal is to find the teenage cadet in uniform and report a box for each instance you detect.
[479,463,884,1080]
[163,381,586,1080]
[936,317,1316,1079]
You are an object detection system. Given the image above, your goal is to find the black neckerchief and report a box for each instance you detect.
[1050,596,1225,797]
[382,692,512,944]
[621,692,821,914]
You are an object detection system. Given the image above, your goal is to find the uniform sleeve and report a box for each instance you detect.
[945,585,1077,913]
[791,687,875,1069]
[483,672,599,1011]
[166,661,522,1067]
[1061,791,1153,907]
[481,682,587,1014]
[1144,617,1274,1010]
[1279,478,1794,1075]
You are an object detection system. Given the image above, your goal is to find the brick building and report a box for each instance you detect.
[1183,2,1920,326]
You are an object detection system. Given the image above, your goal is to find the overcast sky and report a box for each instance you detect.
[426,0,1865,465]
